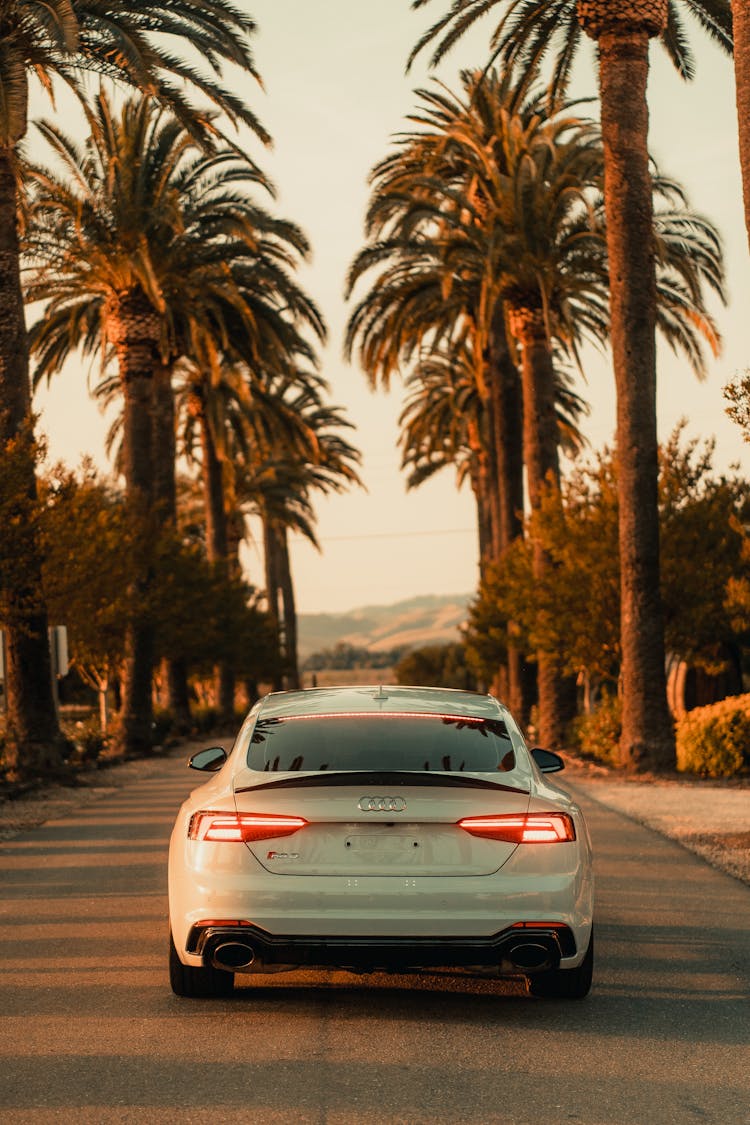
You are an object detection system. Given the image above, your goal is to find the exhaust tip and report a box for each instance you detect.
[212,942,256,971]
[507,942,552,971]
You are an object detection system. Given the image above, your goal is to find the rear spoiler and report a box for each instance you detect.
[236,770,529,796]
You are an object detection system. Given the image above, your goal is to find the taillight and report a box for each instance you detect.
[188,811,307,842]
[457,813,575,843]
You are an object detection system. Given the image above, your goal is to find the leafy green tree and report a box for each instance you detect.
[38,462,279,734]
[409,0,733,770]
[303,645,408,673]
[395,642,477,690]
[724,371,750,441]
[150,533,277,705]
[0,0,266,774]
[659,429,750,671]
[39,463,130,733]
[467,426,750,737]
[466,454,621,697]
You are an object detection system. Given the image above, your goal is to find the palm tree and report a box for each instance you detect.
[447,116,609,743]
[400,347,492,559]
[24,91,277,753]
[171,230,327,713]
[0,0,266,772]
[177,360,321,708]
[349,75,610,741]
[408,0,733,767]
[399,343,587,570]
[232,373,363,690]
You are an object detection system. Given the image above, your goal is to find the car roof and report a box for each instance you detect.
[255,685,505,721]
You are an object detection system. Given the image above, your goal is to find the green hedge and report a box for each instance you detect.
[676,694,750,778]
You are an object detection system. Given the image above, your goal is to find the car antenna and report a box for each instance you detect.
[374,684,389,700]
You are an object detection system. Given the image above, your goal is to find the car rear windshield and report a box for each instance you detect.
[246,713,516,773]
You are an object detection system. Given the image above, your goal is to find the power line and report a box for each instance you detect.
[291,527,476,544]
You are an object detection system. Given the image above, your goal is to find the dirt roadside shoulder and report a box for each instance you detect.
[562,755,750,887]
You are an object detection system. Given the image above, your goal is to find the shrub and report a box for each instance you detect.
[395,642,477,690]
[192,706,221,735]
[571,693,622,765]
[676,694,750,778]
[61,715,108,765]
[151,708,175,748]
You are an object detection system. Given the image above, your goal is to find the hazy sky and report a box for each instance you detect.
[31,2,750,614]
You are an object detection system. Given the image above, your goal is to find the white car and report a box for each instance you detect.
[168,685,594,999]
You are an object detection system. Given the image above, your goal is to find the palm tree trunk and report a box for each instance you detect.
[226,510,245,581]
[508,305,573,748]
[278,527,300,690]
[193,388,235,722]
[510,308,559,510]
[199,394,229,566]
[481,400,501,569]
[595,20,675,770]
[263,516,284,690]
[466,416,494,568]
[106,289,161,757]
[152,362,178,520]
[487,315,534,725]
[480,381,509,703]
[488,335,524,557]
[0,145,64,777]
[152,363,191,730]
[734,1,750,253]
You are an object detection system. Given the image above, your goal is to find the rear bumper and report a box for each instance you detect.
[188,920,579,976]
[168,811,594,973]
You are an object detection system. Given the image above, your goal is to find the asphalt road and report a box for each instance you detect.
[1,754,749,1125]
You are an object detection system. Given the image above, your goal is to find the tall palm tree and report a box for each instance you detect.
[349,64,724,743]
[438,110,609,743]
[409,0,732,768]
[0,0,266,772]
[28,92,327,737]
[178,359,322,707]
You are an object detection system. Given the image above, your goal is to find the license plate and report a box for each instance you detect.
[345,834,421,857]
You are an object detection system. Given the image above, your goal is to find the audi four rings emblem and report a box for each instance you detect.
[358,796,407,812]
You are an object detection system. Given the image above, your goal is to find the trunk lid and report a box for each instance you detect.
[233,770,530,876]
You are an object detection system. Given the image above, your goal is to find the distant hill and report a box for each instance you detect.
[298,594,471,659]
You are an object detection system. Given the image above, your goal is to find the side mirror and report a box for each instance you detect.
[188,746,227,772]
[531,747,565,773]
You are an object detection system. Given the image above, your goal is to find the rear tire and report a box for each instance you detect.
[527,928,594,1000]
[169,929,234,998]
